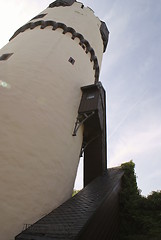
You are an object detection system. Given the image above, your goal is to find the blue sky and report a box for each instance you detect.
[0,0,161,196]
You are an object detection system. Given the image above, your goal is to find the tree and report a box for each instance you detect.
[119,161,161,240]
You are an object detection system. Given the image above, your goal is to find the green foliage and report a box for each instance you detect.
[147,191,161,210]
[72,189,79,197]
[119,161,161,240]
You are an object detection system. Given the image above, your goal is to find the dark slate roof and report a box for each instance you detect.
[15,168,124,240]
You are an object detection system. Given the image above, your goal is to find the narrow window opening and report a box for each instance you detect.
[87,94,95,100]
[0,53,13,61]
[31,13,47,20]
[81,4,84,9]
[68,57,75,65]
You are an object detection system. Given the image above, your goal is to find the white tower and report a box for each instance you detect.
[0,1,108,239]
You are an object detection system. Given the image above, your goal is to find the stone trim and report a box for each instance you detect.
[9,20,100,82]
[31,13,47,21]
[100,21,109,53]
[49,1,109,53]
[49,0,76,8]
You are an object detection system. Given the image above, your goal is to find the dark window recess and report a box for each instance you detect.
[68,57,75,65]
[31,13,47,20]
[0,53,13,61]
[81,4,84,9]
[87,94,95,100]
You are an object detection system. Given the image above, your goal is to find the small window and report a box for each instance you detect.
[68,57,75,65]
[87,94,95,100]
[0,53,13,61]
[31,13,47,20]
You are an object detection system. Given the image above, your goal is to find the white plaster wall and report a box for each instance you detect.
[0,2,104,240]
[27,2,103,67]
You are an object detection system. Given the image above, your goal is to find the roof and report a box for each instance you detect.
[15,168,124,240]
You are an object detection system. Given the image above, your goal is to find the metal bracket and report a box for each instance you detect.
[72,111,95,136]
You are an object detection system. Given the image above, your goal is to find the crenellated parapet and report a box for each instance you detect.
[49,0,109,52]
[9,1,109,82]
[9,20,100,82]
[49,0,76,7]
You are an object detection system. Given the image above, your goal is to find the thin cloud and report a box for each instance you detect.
[109,124,161,167]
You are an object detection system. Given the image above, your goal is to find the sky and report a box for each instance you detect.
[0,0,161,196]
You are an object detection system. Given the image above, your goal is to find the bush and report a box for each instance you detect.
[119,161,161,239]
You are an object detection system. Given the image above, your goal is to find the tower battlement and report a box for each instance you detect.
[0,1,109,239]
